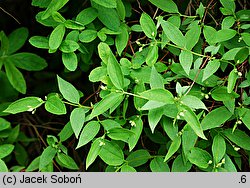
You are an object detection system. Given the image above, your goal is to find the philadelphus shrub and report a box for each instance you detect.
[0,0,250,172]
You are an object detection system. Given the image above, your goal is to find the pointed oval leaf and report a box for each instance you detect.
[202,59,220,82]
[126,149,151,167]
[39,146,57,170]
[179,50,193,76]
[150,157,170,172]
[140,12,157,39]
[49,24,65,50]
[188,147,212,169]
[0,144,15,159]
[86,138,102,169]
[212,134,226,164]
[45,93,66,115]
[139,88,174,104]
[70,108,86,139]
[164,136,181,162]
[223,129,250,150]
[57,153,78,170]
[149,0,179,13]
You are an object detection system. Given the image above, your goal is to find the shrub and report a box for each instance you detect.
[0,0,250,172]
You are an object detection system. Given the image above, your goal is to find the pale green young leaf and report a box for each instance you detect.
[179,105,207,140]
[4,97,44,114]
[39,146,57,171]
[180,95,207,110]
[89,92,124,119]
[126,149,151,167]
[0,144,14,159]
[29,36,49,49]
[148,0,179,13]
[115,24,129,56]
[89,66,107,82]
[57,75,80,104]
[212,134,226,164]
[4,62,26,94]
[188,147,212,169]
[70,108,85,139]
[77,121,100,149]
[62,52,78,71]
[99,140,124,166]
[201,106,232,130]
[164,136,181,162]
[98,42,111,64]
[227,69,238,93]
[150,157,170,172]
[49,24,65,50]
[45,93,66,115]
[128,117,143,151]
[202,59,220,82]
[57,153,78,170]
[148,108,164,133]
[150,66,164,89]
[107,54,124,89]
[161,20,186,47]
[140,12,157,39]
[179,50,193,76]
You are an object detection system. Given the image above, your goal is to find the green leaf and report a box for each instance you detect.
[180,95,207,110]
[220,0,235,12]
[57,153,78,170]
[161,20,186,47]
[4,97,44,114]
[121,164,136,172]
[99,140,124,166]
[115,24,129,56]
[42,0,69,20]
[98,42,111,64]
[0,31,9,56]
[215,29,236,43]
[146,45,158,66]
[223,129,250,151]
[222,48,242,60]
[224,154,237,172]
[49,24,65,50]
[58,122,73,142]
[241,32,250,46]
[140,12,157,39]
[45,93,66,115]
[179,50,193,75]
[0,144,14,159]
[8,52,47,71]
[31,0,51,8]
[148,0,179,13]
[0,118,11,131]
[77,121,100,148]
[90,92,124,119]
[4,62,26,94]
[241,109,250,130]
[64,20,85,30]
[107,54,124,89]
[222,16,235,29]
[57,75,80,104]
[86,138,102,169]
[188,147,212,169]
[201,106,232,130]
[39,146,57,170]
[148,108,164,133]
[164,136,181,162]
[62,52,78,71]
[29,36,49,49]
[116,0,126,21]
[70,108,85,139]
[76,7,98,26]
[95,5,120,31]
[212,134,226,164]
[8,27,29,54]
[0,159,8,172]
[203,26,217,45]
[227,69,238,93]
[150,66,164,89]
[128,117,143,151]
[26,156,40,172]
[6,125,20,144]
[89,66,107,82]
[126,149,151,167]
[150,157,170,172]
[79,30,97,43]
[59,40,79,53]
[92,0,117,8]
[211,86,239,101]
[185,23,201,50]
[202,59,220,82]
[234,47,249,64]
[162,116,178,141]
[139,88,174,104]
[172,154,192,172]
[107,127,134,143]
[179,105,207,140]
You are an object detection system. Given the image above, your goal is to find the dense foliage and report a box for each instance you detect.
[0,0,250,172]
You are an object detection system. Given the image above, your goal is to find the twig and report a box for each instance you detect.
[0,6,21,24]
